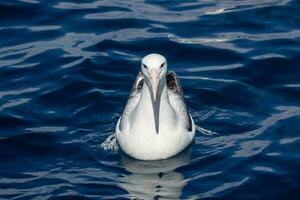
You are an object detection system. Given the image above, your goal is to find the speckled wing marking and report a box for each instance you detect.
[128,71,144,98]
[166,71,192,131]
[119,71,144,132]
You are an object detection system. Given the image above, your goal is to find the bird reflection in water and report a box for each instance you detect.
[118,146,192,199]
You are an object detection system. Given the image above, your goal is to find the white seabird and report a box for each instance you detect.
[116,53,195,160]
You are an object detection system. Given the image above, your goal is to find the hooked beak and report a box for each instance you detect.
[148,69,162,134]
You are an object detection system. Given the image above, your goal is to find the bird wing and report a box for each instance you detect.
[118,71,144,132]
[166,71,193,132]
[128,71,144,98]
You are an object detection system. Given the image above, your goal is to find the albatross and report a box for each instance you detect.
[116,53,195,160]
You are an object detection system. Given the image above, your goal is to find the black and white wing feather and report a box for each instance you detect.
[118,71,144,132]
[167,71,193,132]
[128,71,144,98]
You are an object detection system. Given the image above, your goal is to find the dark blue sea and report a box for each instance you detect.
[1,0,300,199]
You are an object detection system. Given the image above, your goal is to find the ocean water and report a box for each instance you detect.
[1,0,300,199]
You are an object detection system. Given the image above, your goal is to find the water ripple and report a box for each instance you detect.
[1,0,300,199]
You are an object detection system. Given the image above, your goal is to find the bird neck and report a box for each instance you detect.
[133,78,174,124]
[141,79,169,110]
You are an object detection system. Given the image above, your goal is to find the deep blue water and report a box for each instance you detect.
[1,0,300,199]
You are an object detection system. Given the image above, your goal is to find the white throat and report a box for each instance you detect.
[131,77,176,133]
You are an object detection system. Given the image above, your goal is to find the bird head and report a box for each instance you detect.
[141,53,168,134]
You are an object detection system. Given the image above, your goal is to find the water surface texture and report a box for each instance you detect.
[1,0,300,199]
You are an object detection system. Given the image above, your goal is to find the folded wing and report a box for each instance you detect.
[167,71,193,132]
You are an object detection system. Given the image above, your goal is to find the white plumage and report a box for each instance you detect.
[116,54,195,160]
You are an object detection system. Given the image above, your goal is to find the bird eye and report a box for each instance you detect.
[143,64,148,69]
[160,62,165,69]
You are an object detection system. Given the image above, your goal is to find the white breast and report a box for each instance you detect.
[116,85,195,160]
